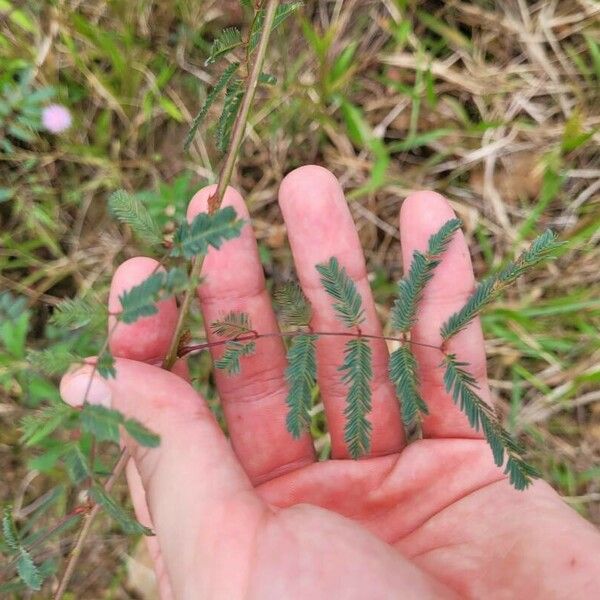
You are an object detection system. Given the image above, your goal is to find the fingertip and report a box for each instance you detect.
[400,191,456,235]
[278,165,341,207]
[186,184,248,221]
[109,257,179,363]
[60,365,112,408]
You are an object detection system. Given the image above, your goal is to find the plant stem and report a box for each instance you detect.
[163,0,279,368]
[179,329,443,357]
[54,3,281,596]
[211,0,279,211]
[54,449,128,600]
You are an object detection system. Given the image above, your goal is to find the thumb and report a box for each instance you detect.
[60,359,266,597]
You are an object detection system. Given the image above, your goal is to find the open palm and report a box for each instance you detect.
[61,166,600,599]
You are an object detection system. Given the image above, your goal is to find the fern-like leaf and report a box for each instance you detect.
[49,296,106,330]
[2,508,20,551]
[389,345,428,426]
[28,346,79,376]
[441,229,562,340]
[339,338,372,458]
[20,404,73,447]
[316,257,364,328]
[172,206,244,258]
[205,27,243,65]
[391,218,461,332]
[443,354,538,490]
[215,341,256,375]
[118,268,186,324]
[285,334,317,438]
[216,79,244,152]
[184,62,239,150]
[97,351,116,379]
[89,485,153,536]
[118,272,164,324]
[273,281,312,326]
[2,510,43,590]
[80,404,123,443]
[211,311,252,338]
[63,445,90,484]
[108,190,162,246]
[427,218,462,256]
[17,548,42,591]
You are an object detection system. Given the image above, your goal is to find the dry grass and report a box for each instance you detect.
[1,0,599,597]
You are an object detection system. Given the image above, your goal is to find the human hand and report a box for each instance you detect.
[61,166,600,599]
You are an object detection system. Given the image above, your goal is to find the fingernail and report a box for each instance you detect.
[61,370,112,408]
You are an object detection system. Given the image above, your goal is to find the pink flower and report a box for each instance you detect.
[42,104,72,133]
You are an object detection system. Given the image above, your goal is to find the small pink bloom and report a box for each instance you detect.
[42,104,72,133]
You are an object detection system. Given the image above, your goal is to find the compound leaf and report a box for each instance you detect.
[316,257,364,328]
[211,311,252,338]
[285,333,317,437]
[273,281,312,327]
[339,338,372,458]
[89,485,153,536]
[389,345,428,426]
[215,341,256,375]
[123,419,160,448]
[108,190,162,246]
[172,206,244,258]
[205,27,243,65]
[184,62,239,150]
[391,218,460,332]
[80,404,123,444]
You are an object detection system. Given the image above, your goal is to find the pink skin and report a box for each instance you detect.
[61,166,600,599]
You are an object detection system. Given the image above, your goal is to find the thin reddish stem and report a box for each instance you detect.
[179,329,442,357]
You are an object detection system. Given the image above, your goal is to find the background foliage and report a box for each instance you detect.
[1,0,599,596]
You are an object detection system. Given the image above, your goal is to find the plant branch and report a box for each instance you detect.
[54,449,128,600]
[162,0,279,369]
[54,5,280,595]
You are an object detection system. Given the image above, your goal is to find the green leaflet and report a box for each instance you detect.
[80,404,160,448]
[389,345,428,426]
[316,257,364,328]
[211,311,252,338]
[80,404,122,443]
[273,281,312,327]
[172,206,244,259]
[391,218,461,332]
[216,79,243,152]
[205,28,243,65]
[108,189,162,246]
[2,509,43,591]
[89,485,153,536]
[97,351,116,379]
[17,548,42,591]
[49,295,106,330]
[184,62,239,150]
[2,508,19,551]
[285,334,317,438]
[20,404,73,447]
[441,229,562,340]
[118,268,186,324]
[339,338,372,459]
[123,419,161,448]
[63,445,91,484]
[28,346,79,376]
[442,354,538,490]
[215,341,256,375]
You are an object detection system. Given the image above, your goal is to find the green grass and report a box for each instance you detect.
[1,0,599,596]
